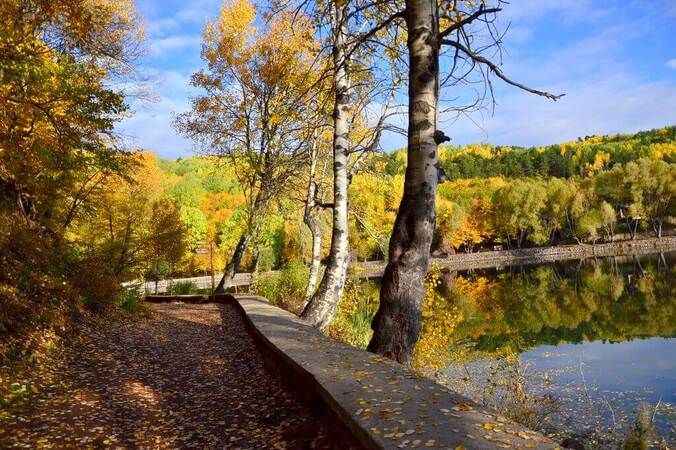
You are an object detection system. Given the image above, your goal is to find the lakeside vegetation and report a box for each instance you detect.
[153,126,675,279]
[3,119,673,363]
[327,255,676,369]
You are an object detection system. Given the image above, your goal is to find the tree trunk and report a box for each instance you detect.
[302,137,325,306]
[301,4,350,329]
[214,232,249,293]
[367,0,440,365]
[303,179,324,307]
[214,189,265,293]
[631,219,639,239]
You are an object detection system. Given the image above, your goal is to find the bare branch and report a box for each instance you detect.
[439,5,502,40]
[441,39,565,100]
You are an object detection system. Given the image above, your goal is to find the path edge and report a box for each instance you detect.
[221,294,380,450]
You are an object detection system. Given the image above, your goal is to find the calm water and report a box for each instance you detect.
[432,252,675,446]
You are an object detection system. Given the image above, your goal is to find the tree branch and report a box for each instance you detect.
[441,39,565,100]
[344,10,405,63]
[439,6,502,40]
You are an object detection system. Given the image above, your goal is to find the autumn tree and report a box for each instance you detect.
[368,0,562,364]
[596,158,675,238]
[283,0,404,328]
[175,0,322,292]
[70,154,187,300]
[0,0,145,355]
[0,0,143,233]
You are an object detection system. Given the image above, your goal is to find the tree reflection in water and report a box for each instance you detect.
[415,252,675,447]
[329,252,675,447]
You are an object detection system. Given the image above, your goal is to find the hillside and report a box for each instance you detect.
[155,126,675,276]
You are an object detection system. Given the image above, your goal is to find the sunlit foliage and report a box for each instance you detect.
[0,0,176,363]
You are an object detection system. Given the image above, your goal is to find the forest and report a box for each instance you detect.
[2,1,675,448]
[157,126,675,279]
[1,0,674,366]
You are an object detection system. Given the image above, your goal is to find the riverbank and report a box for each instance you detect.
[424,234,676,272]
[139,236,676,293]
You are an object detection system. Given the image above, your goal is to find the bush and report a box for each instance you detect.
[327,278,380,349]
[251,260,308,314]
[68,252,122,310]
[118,286,144,313]
[167,281,199,295]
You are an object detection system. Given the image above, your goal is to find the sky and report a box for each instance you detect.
[117,0,676,158]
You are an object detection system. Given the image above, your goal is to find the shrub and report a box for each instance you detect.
[251,260,309,314]
[118,285,144,313]
[327,278,380,349]
[167,281,199,295]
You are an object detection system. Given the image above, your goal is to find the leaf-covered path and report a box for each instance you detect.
[1,303,361,449]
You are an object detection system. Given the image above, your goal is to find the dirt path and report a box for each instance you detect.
[1,303,360,449]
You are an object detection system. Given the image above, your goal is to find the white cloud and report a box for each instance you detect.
[151,35,201,55]
[434,19,676,147]
[667,59,676,69]
[146,17,180,37]
[115,70,198,157]
[117,96,195,157]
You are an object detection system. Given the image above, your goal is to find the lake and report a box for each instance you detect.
[426,252,675,447]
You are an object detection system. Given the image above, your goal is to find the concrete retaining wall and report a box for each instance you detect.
[134,237,675,293]
[224,294,559,450]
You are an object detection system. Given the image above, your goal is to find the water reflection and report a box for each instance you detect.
[425,252,675,446]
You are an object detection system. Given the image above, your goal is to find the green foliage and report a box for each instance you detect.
[180,206,209,251]
[622,404,657,450]
[250,261,309,314]
[167,281,199,295]
[169,173,207,208]
[118,286,144,313]
[492,179,548,247]
[145,260,170,284]
[429,126,676,180]
[327,278,380,349]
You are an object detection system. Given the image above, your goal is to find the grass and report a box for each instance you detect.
[118,284,146,313]
[250,261,309,314]
[166,281,200,295]
[326,278,379,349]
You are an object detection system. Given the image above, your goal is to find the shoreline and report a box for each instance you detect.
[138,235,676,293]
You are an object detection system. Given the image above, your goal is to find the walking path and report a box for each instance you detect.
[1,303,361,449]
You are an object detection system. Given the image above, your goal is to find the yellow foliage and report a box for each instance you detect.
[648,142,676,160]
[412,266,462,370]
[204,0,256,66]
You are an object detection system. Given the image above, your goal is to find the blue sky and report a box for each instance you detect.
[117,0,676,158]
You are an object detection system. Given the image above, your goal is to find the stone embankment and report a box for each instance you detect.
[138,236,675,293]
[426,234,675,272]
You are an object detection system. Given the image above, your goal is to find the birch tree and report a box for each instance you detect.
[302,132,333,305]
[368,0,562,364]
[175,0,322,292]
[300,2,353,326]
[291,0,404,328]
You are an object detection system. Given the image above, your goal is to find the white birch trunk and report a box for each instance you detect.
[301,3,350,329]
[303,143,324,306]
[368,0,440,364]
